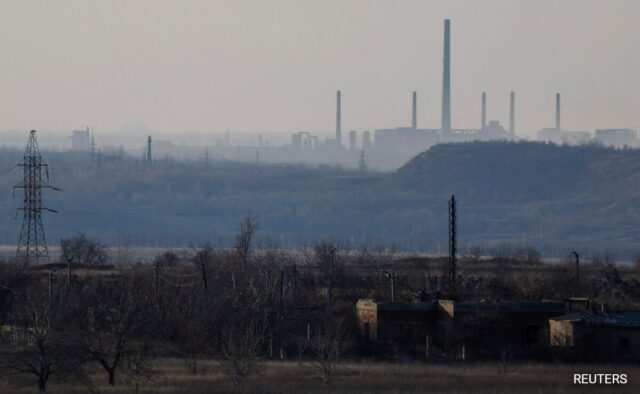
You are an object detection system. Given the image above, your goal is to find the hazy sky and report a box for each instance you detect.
[0,0,639,138]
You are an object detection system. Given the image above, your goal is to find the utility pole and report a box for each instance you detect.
[256,150,260,174]
[572,250,580,294]
[204,147,210,170]
[448,194,457,295]
[14,130,61,264]
[384,270,396,302]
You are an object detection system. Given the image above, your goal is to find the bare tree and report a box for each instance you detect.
[74,273,151,386]
[0,279,81,393]
[219,254,280,390]
[60,233,109,266]
[234,216,258,266]
[122,343,154,394]
[221,315,267,390]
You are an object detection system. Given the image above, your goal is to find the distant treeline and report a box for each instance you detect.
[1,140,640,258]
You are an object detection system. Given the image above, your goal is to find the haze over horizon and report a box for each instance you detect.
[0,0,639,138]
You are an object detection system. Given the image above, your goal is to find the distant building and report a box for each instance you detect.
[550,310,640,362]
[292,132,317,149]
[374,122,514,165]
[537,128,591,145]
[595,129,637,148]
[71,127,90,151]
[357,299,565,359]
[537,128,563,144]
[374,127,440,156]
[482,120,512,140]
[349,130,357,151]
[362,131,372,151]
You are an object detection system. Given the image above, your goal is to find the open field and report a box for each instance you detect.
[1,359,638,393]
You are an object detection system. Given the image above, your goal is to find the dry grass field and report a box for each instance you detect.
[1,359,638,393]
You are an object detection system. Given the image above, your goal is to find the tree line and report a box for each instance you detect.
[0,217,639,392]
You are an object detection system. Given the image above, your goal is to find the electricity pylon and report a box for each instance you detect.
[14,130,60,264]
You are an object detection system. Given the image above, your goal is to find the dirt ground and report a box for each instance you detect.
[1,359,638,393]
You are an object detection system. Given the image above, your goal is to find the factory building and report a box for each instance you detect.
[348,130,357,151]
[71,127,91,151]
[292,132,319,149]
[536,93,592,145]
[373,20,515,164]
[595,129,638,148]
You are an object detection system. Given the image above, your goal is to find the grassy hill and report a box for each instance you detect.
[393,141,640,258]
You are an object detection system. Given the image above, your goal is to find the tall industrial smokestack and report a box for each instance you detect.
[555,93,561,130]
[481,92,486,130]
[509,91,515,134]
[147,136,152,164]
[412,91,417,129]
[441,19,451,133]
[336,90,342,146]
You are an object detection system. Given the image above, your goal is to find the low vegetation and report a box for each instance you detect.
[0,222,638,392]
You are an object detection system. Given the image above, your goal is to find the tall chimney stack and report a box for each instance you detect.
[412,91,417,129]
[555,93,561,130]
[441,19,451,133]
[509,91,515,134]
[147,136,152,164]
[336,90,342,146]
[481,92,487,130]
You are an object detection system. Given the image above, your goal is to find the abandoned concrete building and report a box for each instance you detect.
[356,299,566,360]
[550,310,640,362]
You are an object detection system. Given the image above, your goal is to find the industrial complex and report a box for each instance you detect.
[35,18,639,170]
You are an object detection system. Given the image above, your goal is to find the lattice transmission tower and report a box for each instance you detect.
[13,130,60,264]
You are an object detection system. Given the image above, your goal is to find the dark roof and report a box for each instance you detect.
[455,300,565,314]
[552,311,591,321]
[552,311,640,328]
[376,301,439,312]
[362,299,565,314]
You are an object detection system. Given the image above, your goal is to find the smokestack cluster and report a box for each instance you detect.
[509,91,515,134]
[441,19,451,133]
[555,93,561,130]
[336,90,342,146]
[412,91,417,129]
